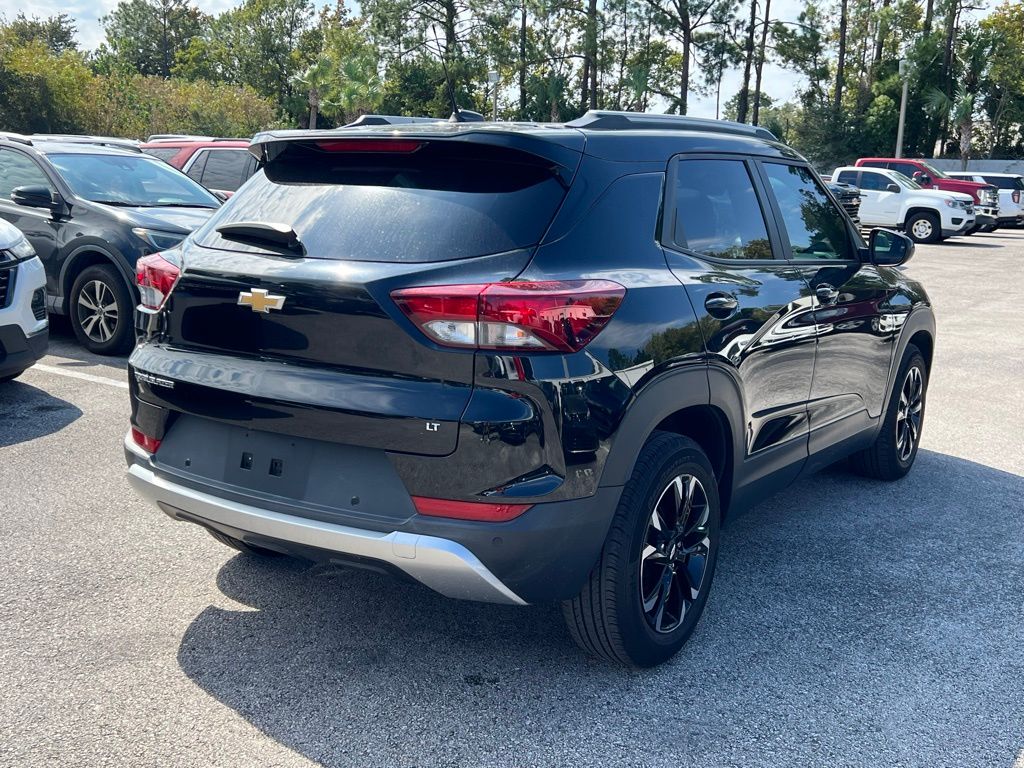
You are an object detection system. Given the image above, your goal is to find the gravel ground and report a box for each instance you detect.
[1,231,1022,768]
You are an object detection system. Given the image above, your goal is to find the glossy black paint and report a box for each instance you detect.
[0,141,217,314]
[129,123,935,600]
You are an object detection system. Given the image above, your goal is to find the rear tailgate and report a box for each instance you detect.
[131,130,582,458]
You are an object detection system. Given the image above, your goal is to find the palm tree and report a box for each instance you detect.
[926,85,976,170]
[335,52,382,123]
[292,57,339,129]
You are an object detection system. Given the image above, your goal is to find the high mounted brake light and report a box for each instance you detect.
[391,280,626,353]
[136,253,180,310]
[315,139,424,153]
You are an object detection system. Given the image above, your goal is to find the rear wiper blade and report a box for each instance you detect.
[216,221,305,256]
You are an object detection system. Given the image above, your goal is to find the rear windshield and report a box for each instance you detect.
[982,175,1024,190]
[193,141,570,262]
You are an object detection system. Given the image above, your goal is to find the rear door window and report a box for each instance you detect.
[666,158,774,260]
[195,141,572,262]
[200,150,249,191]
[835,170,858,185]
[889,162,921,177]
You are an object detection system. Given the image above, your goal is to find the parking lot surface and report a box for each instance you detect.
[1,232,1022,768]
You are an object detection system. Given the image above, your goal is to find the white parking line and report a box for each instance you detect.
[32,363,129,390]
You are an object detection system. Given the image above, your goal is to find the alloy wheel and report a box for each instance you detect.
[76,279,120,344]
[895,365,924,462]
[639,474,711,634]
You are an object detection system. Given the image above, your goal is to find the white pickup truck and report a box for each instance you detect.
[947,172,1024,228]
[832,166,975,243]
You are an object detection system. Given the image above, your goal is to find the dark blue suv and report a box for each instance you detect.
[125,112,935,666]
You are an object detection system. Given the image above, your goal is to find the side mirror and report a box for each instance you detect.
[11,185,60,212]
[869,228,914,267]
[886,183,901,193]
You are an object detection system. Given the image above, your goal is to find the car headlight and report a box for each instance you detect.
[944,199,956,208]
[0,233,36,264]
[132,228,187,251]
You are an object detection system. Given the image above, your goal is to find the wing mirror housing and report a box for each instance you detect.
[886,183,901,193]
[912,171,931,185]
[867,228,914,267]
[11,185,61,213]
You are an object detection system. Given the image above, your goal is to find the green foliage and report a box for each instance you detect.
[100,0,204,77]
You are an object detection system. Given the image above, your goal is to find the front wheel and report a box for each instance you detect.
[906,212,941,244]
[851,345,927,480]
[70,264,134,355]
[562,432,721,667]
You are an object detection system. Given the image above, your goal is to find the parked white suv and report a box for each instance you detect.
[833,166,975,243]
[947,172,1024,228]
[0,219,48,382]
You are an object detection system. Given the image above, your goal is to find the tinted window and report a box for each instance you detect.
[669,158,773,260]
[0,150,52,198]
[859,171,892,191]
[763,162,852,261]
[142,147,181,162]
[860,161,887,169]
[889,162,921,178]
[48,153,220,208]
[982,175,1023,190]
[200,150,249,191]
[836,170,858,185]
[195,141,568,262]
[185,151,207,182]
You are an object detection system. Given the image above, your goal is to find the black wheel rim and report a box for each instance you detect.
[76,279,119,344]
[896,365,924,462]
[639,474,711,634]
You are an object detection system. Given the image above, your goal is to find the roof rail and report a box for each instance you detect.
[566,110,777,141]
[0,132,33,146]
[343,115,445,128]
[30,134,143,152]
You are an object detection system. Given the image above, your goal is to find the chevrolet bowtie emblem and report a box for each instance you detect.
[238,288,286,313]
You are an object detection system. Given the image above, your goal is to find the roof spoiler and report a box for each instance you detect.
[566,110,777,141]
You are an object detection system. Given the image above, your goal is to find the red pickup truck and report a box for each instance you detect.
[855,158,1000,232]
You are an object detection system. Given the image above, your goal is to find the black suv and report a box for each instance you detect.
[125,112,935,667]
[0,136,220,354]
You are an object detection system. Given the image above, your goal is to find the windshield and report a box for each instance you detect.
[920,161,947,179]
[891,171,921,189]
[49,153,220,208]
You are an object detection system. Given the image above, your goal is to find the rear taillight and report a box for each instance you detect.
[130,426,161,454]
[412,496,532,522]
[136,253,180,310]
[391,280,626,353]
[1013,190,1020,204]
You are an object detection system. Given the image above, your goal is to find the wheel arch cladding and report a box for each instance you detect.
[908,329,934,372]
[62,249,133,311]
[903,206,939,227]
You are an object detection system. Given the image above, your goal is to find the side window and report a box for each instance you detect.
[762,162,853,261]
[200,150,248,191]
[836,170,858,185]
[860,161,887,169]
[0,149,52,199]
[668,158,774,260]
[858,172,890,191]
[889,162,920,177]
[185,151,208,182]
[142,147,180,163]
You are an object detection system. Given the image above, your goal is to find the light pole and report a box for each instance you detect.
[895,58,910,158]
[487,70,499,121]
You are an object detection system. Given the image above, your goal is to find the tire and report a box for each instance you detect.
[905,212,941,244]
[851,344,927,481]
[70,264,134,355]
[0,370,26,383]
[207,528,285,558]
[562,431,721,667]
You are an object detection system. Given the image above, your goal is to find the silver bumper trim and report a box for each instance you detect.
[125,440,526,606]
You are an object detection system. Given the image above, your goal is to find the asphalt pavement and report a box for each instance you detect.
[1,231,1022,768]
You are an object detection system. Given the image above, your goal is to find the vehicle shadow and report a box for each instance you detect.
[176,450,1024,768]
[0,380,83,447]
[939,239,1003,248]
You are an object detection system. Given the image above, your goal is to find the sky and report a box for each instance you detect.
[10,0,814,119]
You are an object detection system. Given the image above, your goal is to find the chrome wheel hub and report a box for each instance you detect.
[895,365,924,462]
[77,279,119,343]
[639,474,711,634]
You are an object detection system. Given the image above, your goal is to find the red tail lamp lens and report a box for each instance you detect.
[391,280,626,353]
[136,253,180,310]
[130,426,161,454]
[412,496,533,522]
[315,139,423,153]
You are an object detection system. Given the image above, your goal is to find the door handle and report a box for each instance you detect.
[704,292,738,317]
[815,284,839,305]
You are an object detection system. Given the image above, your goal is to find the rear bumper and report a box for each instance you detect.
[125,434,619,605]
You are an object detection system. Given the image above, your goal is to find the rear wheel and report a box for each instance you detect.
[0,370,25,383]
[851,345,927,480]
[70,264,134,355]
[562,432,720,667]
[906,212,941,244]
[207,528,285,558]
